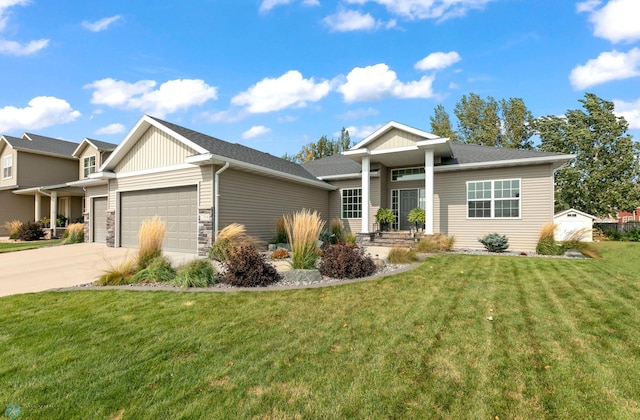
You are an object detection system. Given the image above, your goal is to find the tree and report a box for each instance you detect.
[538,93,640,217]
[453,93,501,146]
[282,128,352,163]
[500,98,535,149]
[429,104,457,140]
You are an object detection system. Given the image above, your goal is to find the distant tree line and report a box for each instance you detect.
[282,127,351,164]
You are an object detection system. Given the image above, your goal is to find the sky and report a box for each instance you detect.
[0,0,639,157]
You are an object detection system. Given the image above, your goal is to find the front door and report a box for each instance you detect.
[399,190,418,230]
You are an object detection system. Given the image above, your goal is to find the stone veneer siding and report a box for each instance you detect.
[198,207,214,257]
[106,210,115,247]
[83,212,90,243]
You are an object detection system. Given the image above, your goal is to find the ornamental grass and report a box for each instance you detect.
[138,216,166,268]
[63,222,85,244]
[4,220,22,239]
[283,209,325,269]
[210,223,249,262]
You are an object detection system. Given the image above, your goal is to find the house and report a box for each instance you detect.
[83,116,574,255]
[553,208,596,242]
[0,134,117,237]
[617,207,640,223]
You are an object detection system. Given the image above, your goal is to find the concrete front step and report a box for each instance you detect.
[356,232,426,248]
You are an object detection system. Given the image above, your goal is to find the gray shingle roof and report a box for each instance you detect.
[149,116,321,182]
[301,154,362,177]
[7,133,79,158]
[441,142,567,165]
[86,138,118,151]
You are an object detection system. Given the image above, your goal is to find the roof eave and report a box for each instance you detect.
[435,154,576,172]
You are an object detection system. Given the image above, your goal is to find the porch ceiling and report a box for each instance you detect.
[345,141,453,168]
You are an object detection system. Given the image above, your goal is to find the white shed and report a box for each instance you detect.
[554,208,596,242]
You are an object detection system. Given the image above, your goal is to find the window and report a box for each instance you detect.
[83,156,96,178]
[2,155,12,179]
[391,167,425,182]
[341,188,362,219]
[467,179,520,218]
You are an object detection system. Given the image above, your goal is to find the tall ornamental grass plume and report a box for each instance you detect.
[209,223,248,262]
[5,220,23,239]
[536,223,564,255]
[329,218,345,243]
[64,223,85,244]
[138,216,166,269]
[283,209,325,269]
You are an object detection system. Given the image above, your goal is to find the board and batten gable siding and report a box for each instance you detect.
[17,151,78,187]
[107,166,213,211]
[367,128,423,154]
[434,164,555,251]
[0,147,16,188]
[217,168,329,243]
[327,177,381,234]
[115,126,198,173]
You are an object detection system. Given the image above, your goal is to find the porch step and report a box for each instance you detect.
[356,232,425,248]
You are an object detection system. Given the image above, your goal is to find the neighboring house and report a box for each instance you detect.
[617,207,640,223]
[0,133,80,236]
[83,116,574,255]
[554,208,596,242]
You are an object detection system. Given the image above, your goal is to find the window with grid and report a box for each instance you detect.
[2,155,12,179]
[341,188,362,219]
[83,156,96,178]
[467,179,520,218]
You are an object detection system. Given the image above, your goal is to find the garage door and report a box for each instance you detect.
[120,186,197,253]
[92,197,107,243]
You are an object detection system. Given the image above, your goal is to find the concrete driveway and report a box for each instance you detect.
[0,243,197,297]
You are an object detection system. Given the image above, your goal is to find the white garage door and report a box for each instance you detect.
[120,186,198,253]
[92,197,107,243]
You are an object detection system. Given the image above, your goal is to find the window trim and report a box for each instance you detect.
[341,187,362,219]
[466,178,521,220]
[2,154,13,179]
[83,155,96,178]
[391,167,425,182]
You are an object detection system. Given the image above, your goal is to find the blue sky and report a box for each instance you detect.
[0,0,639,157]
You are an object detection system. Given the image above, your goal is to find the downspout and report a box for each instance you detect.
[214,162,230,242]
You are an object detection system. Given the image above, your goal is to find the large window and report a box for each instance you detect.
[467,179,520,218]
[83,156,96,178]
[391,167,425,182]
[2,155,12,179]
[341,188,362,219]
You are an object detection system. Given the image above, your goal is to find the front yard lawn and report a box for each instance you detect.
[1,242,639,418]
[0,239,62,253]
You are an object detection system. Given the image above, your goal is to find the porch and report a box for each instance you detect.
[357,231,428,248]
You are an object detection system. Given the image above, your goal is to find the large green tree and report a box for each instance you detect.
[453,93,501,146]
[538,93,640,217]
[283,127,351,163]
[429,104,457,141]
[500,98,536,150]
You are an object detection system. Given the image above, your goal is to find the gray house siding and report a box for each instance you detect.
[17,152,77,187]
[0,191,35,236]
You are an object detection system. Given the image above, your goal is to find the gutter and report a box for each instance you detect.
[214,162,230,242]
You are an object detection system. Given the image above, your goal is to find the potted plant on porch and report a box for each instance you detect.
[375,208,395,232]
[408,208,426,232]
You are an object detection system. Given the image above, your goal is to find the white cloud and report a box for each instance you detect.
[345,0,494,22]
[85,78,218,118]
[614,98,640,129]
[82,15,121,32]
[0,96,81,132]
[338,63,435,103]
[231,70,330,113]
[415,51,461,71]
[0,38,48,55]
[339,124,383,139]
[576,0,601,13]
[0,1,49,56]
[569,48,640,89]
[242,125,271,139]
[95,123,126,135]
[324,9,378,32]
[259,0,319,13]
[277,115,298,123]
[580,0,640,43]
[337,107,379,119]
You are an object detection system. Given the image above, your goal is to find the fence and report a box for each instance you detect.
[594,221,640,233]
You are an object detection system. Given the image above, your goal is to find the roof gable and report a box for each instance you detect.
[351,121,441,150]
[72,138,117,157]
[4,133,78,159]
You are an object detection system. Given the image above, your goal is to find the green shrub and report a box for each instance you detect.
[96,259,137,286]
[386,247,419,264]
[133,256,176,283]
[407,208,426,228]
[174,259,217,288]
[320,244,376,279]
[375,208,395,230]
[479,233,509,253]
[221,245,279,287]
[63,223,85,244]
[16,221,45,241]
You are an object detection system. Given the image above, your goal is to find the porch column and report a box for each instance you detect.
[361,156,370,233]
[424,149,434,235]
[50,191,58,237]
[34,193,42,222]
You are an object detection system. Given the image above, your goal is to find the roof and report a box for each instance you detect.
[85,138,118,151]
[148,116,321,183]
[3,133,78,159]
[302,154,363,178]
[441,143,568,166]
[554,208,596,219]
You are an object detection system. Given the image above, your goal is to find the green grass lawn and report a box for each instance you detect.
[0,239,63,253]
[1,242,640,419]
